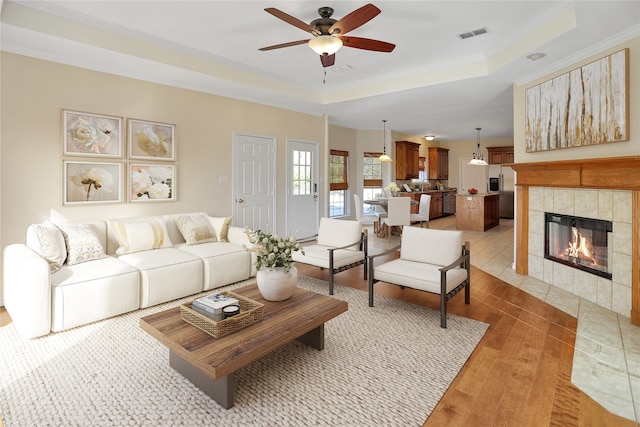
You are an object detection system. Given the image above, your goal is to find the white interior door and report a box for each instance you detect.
[287,139,319,238]
[233,132,276,231]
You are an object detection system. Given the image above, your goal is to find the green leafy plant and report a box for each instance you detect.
[244,227,304,272]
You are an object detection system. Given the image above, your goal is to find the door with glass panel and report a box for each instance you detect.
[287,140,319,238]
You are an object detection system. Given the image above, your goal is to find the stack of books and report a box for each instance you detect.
[192,293,239,321]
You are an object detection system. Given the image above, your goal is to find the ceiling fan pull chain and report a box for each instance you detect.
[323,68,327,84]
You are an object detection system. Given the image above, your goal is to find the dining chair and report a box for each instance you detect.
[410,194,431,228]
[379,197,411,242]
[353,194,379,232]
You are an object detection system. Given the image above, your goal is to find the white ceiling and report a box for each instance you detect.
[2,1,638,141]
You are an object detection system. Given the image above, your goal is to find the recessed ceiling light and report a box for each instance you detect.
[526,52,546,61]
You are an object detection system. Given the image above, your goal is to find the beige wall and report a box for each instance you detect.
[443,137,514,190]
[0,53,325,302]
[513,37,640,163]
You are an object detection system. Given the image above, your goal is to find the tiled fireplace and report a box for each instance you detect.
[512,157,640,325]
[528,187,632,316]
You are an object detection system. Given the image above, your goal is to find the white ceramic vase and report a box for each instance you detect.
[256,265,298,301]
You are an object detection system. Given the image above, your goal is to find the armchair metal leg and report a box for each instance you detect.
[368,257,375,307]
[440,294,447,328]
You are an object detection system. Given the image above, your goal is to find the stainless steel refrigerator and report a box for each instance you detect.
[488,165,514,218]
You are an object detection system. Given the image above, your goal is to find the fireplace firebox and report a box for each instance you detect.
[544,212,613,280]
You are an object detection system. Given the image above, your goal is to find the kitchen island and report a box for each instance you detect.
[455,193,500,232]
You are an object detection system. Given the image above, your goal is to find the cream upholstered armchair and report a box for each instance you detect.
[292,217,368,295]
[367,226,470,328]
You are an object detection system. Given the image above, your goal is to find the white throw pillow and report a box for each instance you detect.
[26,221,67,272]
[56,223,106,266]
[111,219,173,255]
[209,216,232,242]
[176,214,217,245]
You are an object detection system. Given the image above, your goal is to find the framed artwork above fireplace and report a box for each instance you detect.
[525,48,629,152]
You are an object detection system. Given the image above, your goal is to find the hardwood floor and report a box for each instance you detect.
[295,260,637,426]
[1,261,636,426]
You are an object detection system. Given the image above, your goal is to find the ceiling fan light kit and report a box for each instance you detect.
[308,35,343,56]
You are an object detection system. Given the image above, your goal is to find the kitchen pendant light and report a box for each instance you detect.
[468,127,488,166]
[378,120,393,162]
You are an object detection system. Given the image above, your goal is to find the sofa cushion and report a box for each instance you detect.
[178,242,251,290]
[51,256,140,331]
[117,248,203,308]
[111,218,173,255]
[176,213,217,245]
[209,216,232,242]
[56,223,106,266]
[316,218,362,248]
[400,227,462,267]
[26,221,67,272]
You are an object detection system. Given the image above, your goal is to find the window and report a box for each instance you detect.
[329,150,348,217]
[363,152,382,214]
[292,149,311,195]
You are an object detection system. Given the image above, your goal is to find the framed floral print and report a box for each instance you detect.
[63,110,123,157]
[129,163,176,202]
[63,161,122,205]
[128,119,176,160]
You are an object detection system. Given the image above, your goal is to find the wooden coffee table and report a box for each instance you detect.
[140,284,348,409]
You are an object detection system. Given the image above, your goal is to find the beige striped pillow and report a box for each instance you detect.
[111,219,173,255]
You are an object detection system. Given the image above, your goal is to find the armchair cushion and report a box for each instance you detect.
[293,245,364,269]
[316,217,363,249]
[373,259,468,294]
[401,227,462,266]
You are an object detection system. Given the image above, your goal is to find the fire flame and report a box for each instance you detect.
[563,227,596,264]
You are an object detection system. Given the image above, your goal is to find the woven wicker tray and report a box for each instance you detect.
[180,291,264,338]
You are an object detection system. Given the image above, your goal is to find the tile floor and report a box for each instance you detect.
[367,215,639,422]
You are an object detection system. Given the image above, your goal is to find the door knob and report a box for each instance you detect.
[237,198,244,203]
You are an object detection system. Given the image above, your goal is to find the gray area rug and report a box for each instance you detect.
[0,276,488,426]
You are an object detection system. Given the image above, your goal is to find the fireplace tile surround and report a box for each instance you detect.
[528,187,633,316]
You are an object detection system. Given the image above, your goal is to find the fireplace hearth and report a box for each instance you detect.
[545,212,613,279]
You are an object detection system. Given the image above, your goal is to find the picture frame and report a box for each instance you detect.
[63,161,122,205]
[128,119,176,160]
[525,48,628,152]
[62,109,123,158]
[129,163,176,202]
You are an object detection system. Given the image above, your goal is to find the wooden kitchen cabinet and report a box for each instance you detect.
[428,147,449,180]
[395,141,421,180]
[486,146,514,164]
[429,192,443,219]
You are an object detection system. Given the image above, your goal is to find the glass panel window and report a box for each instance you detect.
[329,150,348,191]
[363,152,382,187]
[292,149,311,195]
[329,190,346,217]
[362,187,382,214]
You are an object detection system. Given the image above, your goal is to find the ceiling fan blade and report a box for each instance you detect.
[329,3,380,35]
[264,8,320,35]
[341,36,395,52]
[259,39,310,51]
[320,54,335,68]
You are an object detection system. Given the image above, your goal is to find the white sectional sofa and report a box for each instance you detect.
[3,212,256,339]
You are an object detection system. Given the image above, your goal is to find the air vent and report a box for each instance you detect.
[332,65,353,73]
[458,27,488,40]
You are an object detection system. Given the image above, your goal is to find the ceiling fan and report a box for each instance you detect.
[259,3,395,68]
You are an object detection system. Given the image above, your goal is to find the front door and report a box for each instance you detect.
[233,132,276,231]
[286,139,319,238]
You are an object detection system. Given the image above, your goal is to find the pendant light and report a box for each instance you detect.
[378,120,393,162]
[468,127,488,165]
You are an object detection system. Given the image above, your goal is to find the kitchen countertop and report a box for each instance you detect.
[457,193,499,197]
